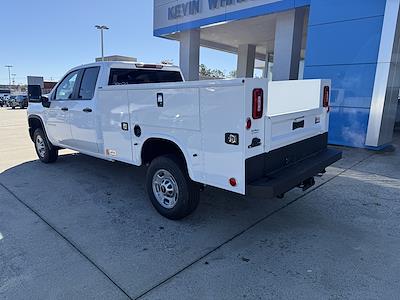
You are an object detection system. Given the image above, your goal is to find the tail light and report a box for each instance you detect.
[252,88,264,119]
[323,86,330,109]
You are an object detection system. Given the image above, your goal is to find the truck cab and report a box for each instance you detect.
[28,61,341,219]
[29,62,184,154]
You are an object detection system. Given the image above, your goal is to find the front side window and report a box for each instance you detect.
[108,68,183,85]
[55,70,79,100]
[78,67,100,100]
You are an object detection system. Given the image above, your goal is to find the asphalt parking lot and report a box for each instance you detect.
[1,107,400,299]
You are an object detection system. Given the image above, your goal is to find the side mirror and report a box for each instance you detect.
[41,96,51,108]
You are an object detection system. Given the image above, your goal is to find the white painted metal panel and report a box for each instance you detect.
[45,100,73,146]
[265,80,329,152]
[128,88,203,180]
[69,100,98,154]
[200,84,246,194]
[265,109,327,152]
[130,88,200,131]
[267,80,324,116]
[98,89,133,163]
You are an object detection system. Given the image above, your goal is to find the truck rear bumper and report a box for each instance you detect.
[246,146,342,198]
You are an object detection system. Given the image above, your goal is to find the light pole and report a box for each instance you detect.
[11,74,16,85]
[95,25,109,61]
[4,65,13,90]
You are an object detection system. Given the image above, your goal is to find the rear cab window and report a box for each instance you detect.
[79,67,100,99]
[108,68,183,85]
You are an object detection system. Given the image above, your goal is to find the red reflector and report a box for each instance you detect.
[323,86,330,108]
[229,178,237,187]
[252,89,264,119]
[246,118,252,130]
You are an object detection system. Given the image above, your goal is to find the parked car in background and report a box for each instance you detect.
[10,95,28,109]
[0,89,11,105]
[2,94,10,104]
[7,96,16,107]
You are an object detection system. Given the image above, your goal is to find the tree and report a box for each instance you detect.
[161,59,174,65]
[199,64,227,79]
[227,70,237,78]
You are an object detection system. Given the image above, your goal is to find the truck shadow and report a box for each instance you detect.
[0,152,284,225]
[2,148,397,228]
[2,142,399,228]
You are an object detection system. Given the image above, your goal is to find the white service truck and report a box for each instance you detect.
[27,62,341,219]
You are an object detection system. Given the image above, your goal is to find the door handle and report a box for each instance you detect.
[61,107,68,111]
[83,108,92,113]
[292,119,305,130]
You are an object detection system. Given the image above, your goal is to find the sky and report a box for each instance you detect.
[0,0,237,85]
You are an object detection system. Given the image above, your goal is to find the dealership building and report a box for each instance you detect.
[154,0,400,149]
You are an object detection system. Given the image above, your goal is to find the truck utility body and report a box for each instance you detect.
[27,62,341,219]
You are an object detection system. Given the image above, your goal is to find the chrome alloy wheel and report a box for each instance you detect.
[152,169,179,209]
[35,135,46,158]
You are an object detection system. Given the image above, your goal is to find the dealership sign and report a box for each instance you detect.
[168,0,252,20]
[154,0,283,34]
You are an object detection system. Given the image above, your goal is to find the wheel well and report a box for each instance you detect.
[28,117,44,142]
[141,138,188,168]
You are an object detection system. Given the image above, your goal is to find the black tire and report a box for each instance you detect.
[33,128,58,163]
[11,106,15,109]
[146,155,200,220]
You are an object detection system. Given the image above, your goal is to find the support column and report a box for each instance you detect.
[366,0,400,147]
[237,44,256,78]
[179,29,200,81]
[263,52,273,79]
[273,8,306,81]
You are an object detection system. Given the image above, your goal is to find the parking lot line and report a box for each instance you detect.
[135,151,375,299]
[0,181,134,300]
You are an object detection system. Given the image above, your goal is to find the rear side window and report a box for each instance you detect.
[108,68,183,85]
[79,67,100,99]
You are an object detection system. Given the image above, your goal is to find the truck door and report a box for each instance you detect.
[46,70,79,146]
[97,89,132,163]
[68,67,100,154]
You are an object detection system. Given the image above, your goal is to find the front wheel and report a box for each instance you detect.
[33,128,58,163]
[146,155,200,220]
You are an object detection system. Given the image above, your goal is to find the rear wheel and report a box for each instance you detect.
[146,155,200,220]
[33,128,58,163]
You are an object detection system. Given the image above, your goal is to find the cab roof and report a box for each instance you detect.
[71,61,181,72]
